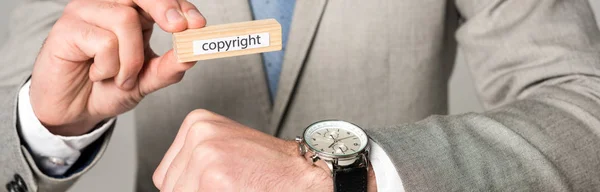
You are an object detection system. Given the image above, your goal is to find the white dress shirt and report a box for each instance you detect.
[18,81,114,176]
[17,81,404,191]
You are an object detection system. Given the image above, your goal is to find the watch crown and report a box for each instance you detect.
[294,137,307,156]
[310,154,320,163]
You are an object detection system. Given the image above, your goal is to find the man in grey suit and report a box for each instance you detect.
[1,0,600,191]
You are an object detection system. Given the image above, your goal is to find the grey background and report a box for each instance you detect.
[0,1,598,191]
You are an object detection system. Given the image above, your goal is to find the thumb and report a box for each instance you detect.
[136,49,197,96]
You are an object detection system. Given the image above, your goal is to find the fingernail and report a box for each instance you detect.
[166,9,184,23]
[122,77,136,90]
[186,9,204,21]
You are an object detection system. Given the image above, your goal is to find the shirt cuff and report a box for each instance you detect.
[369,139,405,192]
[17,80,115,176]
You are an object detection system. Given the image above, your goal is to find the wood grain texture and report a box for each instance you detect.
[173,19,282,62]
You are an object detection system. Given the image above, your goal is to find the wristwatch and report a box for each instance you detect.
[296,120,369,192]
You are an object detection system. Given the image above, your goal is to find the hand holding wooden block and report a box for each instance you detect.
[172,19,282,62]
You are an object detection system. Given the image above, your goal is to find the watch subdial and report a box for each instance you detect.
[324,130,339,140]
[333,143,349,154]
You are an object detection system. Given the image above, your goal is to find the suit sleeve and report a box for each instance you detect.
[0,1,114,191]
[367,0,600,191]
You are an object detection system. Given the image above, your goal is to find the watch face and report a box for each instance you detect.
[303,120,368,157]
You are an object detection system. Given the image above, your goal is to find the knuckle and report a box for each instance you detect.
[114,7,140,26]
[187,121,219,142]
[191,143,222,163]
[190,119,216,130]
[196,141,226,159]
[99,33,119,50]
[204,166,232,187]
[189,109,217,120]
[63,1,81,14]
[52,17,72,32]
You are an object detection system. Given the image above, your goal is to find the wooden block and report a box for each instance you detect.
[173,19,282,62]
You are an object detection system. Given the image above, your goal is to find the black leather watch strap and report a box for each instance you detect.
[333,166,367,192]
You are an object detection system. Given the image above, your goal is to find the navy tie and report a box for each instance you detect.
[248,0,296,99]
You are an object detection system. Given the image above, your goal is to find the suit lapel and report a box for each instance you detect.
[268,0,329,135]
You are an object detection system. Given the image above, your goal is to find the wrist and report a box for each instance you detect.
[36,113,104,136]
[43,119,101,136]
[26,81,103,136]
[292,140,377,192]
[306,158,377,192]
[367,163,377,192]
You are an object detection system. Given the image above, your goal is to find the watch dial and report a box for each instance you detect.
[304,121,368,156]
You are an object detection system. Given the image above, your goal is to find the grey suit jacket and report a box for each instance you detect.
[1,0,600,191]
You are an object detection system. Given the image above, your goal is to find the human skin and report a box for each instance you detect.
[29,0,206,136]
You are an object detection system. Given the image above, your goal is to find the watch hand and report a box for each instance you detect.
[328,135,339,148]
[337,136,354,141]
[328,140,338,149]
[328,140,337,148]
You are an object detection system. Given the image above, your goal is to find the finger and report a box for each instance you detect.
[136,50,196,95]
[172,152,206,192]
[129,0,191,32]
[160,129,210,192]
[76,23,120,81]
[69,1,145,90]
[51,17,120,81]
[140,14,154,49]
[179,0,207,29]
[160,120,240,191]
[87,30,120,82]
[152,110,231,188]
[167,141,228,192]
